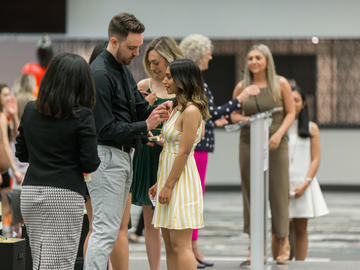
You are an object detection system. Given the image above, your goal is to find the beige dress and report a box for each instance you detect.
[152,109,204,229]
[240,86,289,238]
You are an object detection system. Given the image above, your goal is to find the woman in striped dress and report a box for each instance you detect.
[149,59,210,270]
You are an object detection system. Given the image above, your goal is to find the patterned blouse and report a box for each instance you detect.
[195,83,242,153]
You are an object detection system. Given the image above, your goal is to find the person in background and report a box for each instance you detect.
[288,85,329,260]
[150,58,210,270]
[128,210,144,243]
[179,34,259,268]
[2,73,36,238]
[14,74,36,119]
[231,44,295,264]
[16,53,100,270]
[0,83,23,232]
[0,84,21,168]
[22,35,54,98]
[131,36,183,270]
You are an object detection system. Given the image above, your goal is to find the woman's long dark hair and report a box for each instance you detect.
[292,85,311,138]
[89,41,108,64]
[36,53,96,119]
[169,59,209,120]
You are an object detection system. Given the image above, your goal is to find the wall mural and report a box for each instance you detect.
[53,39,360,127]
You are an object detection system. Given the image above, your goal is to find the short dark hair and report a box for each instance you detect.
[36,35,54,68]
[37,47,54,68]
[170,59,210,120]
[108,12,145,40]
[36,53,96,119]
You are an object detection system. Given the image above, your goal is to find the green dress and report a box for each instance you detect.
[131,88,174,206]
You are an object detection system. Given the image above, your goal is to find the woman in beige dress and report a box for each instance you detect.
[231,44,295,264]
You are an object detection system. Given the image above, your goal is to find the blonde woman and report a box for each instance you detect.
[231,44,295,264]
[0,83,22,237]
[15,74,36,119]
[0,83,22,186]
[131,36,183,270]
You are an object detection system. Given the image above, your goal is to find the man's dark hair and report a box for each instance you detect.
[108,12,145,40]
[36,35,54,68]
[36,53,96,119]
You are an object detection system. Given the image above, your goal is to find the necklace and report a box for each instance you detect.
[289,121,299,164]
[289,134,297,164]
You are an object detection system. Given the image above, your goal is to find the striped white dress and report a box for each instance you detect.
[152,109,204,229]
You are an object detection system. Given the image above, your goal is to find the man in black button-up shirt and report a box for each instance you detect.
[84,13,170,270]
[91,49,152,148]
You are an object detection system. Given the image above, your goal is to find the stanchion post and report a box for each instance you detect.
[225,107,281,270]
[250,115,265,270]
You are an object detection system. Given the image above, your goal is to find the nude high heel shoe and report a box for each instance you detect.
[276,240,290,264]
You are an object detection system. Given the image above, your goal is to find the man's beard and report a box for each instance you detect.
[116,49,133,65]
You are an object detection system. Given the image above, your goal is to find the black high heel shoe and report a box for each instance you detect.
[196,257,214,267]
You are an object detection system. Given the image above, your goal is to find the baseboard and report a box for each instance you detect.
[205,184,360,192]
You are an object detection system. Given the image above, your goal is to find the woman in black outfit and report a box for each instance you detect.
[16,53,100,270]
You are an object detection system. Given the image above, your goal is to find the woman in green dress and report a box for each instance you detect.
[130,36,183,270]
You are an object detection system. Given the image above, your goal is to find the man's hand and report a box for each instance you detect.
[146,106,169,130]
[158,100,173,112]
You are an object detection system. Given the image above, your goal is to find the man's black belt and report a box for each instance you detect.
[119,145,132,153]
[98,142,132,153]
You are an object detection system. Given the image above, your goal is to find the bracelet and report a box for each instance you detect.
[305,177,313,182]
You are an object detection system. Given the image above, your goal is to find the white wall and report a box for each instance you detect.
[0,37,38,87]
[1,1,359,187]
[67,0,360,39]
[206,129,360,186]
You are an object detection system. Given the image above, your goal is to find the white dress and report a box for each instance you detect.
[288,120,329,218]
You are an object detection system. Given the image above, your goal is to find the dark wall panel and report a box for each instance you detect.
[203,55,236,107]
[273,54,317,120]
[1,0,66,33]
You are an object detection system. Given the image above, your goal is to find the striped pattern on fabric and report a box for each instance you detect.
[20,185,84,270]
[152,110,204,229]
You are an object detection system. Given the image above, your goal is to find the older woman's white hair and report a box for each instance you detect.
[179,34,213,66]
